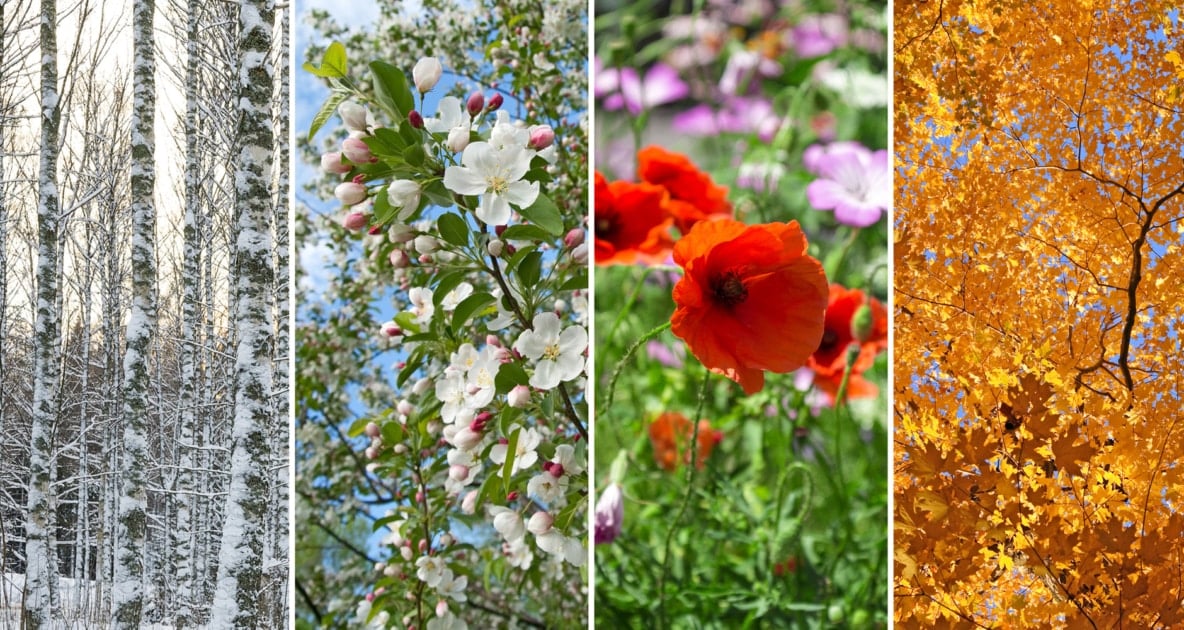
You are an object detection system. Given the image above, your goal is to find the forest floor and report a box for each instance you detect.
[0,573,175,629]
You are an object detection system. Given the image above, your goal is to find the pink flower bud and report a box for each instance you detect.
[527,511,554,535]
[564,228,585,248]
[338,102,370,132]
[506,490,518,502]
[342,137,375,163]
[436,601,449,618]
[335,181,367,206]
[365,422,381,438]
[393,444,408,455]
[341,211,368,231]
[507,385,531,408]
[365,445,380,459]
[495,225,508,237]
[485,334,502,347]
[550,463,565,478]
[412,57,443,92]
[488,93,504,111]
[440,533,454,546]
[528,124,555,150]
[389,224,417,243]
[416,490,425,504]
[368,225,383,235]
[572,243,588,264]
[447,127,470,153]
[412,377,432,395]
[408,110,424,129]
[449,464,470,481]
[389,249,411,268]
[320,151,352,174]
[414,235,439,254]
[397,400,415,416]
[466,91,485,115]
[461,490,478,514]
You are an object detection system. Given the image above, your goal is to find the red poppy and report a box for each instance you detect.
[807,284,888,402]
[671,219,828,394]
[637,145,732,235]
[648,412,723,471]
[594,171,675,265]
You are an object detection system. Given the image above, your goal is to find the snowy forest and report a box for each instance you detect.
[0,0,289,627]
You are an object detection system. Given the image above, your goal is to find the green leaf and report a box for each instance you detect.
[495,361,530,394]
[501,428,520,496]
[517,251,543,287]
[451,293,495,333]
[404,143,426,167]
[347,417,369,438]
[558,271,588,292]
[423,179,455,207]
[436,213,470,247]
[372,126,407,151]
[370,60,414,119]
[308,91,349,140]
[394,311,422,334]
[518,193,564,236]
[500,224,552,243]
[372,188,394,224]
[302,41,348,78]
[380,421,405,446]
[397,349,424,388]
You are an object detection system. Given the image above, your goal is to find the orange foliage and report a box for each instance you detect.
[895,2,1184,627]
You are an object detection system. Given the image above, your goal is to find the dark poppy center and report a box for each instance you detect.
[710,271,747,307]
[595,215,617,238]
[817,328,839,353]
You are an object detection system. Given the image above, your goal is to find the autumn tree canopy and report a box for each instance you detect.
[894,1,1184,627]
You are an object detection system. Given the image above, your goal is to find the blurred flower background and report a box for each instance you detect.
[592,0,889,627]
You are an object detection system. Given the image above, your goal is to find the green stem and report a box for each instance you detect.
[602,321,672,411]
[656,369,712,627]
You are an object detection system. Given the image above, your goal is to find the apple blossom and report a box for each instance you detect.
[335,181,367,206]
[342,137,375,163]
[321,151,352,174]
[413,57,443,92]
[443,141,539,225]
[387,179,422,221]
[513,312,587,389]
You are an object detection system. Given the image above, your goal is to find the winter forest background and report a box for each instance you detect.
[0,0,289,627]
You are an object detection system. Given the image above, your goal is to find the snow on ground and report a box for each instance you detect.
[1,573,177,629]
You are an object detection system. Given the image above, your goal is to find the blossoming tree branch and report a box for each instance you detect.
[301,36,589,629]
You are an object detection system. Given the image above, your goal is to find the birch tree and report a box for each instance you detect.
[209,0,276,625]
[24,0,62,624]
[112,0,157,625]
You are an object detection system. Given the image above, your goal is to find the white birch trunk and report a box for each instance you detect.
[113,0,156,625]
[209,0,275,625]
[25,0,62,626]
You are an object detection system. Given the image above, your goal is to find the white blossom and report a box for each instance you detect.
[513,313,587,390]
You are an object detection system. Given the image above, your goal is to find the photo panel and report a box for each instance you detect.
[893,2,1184,626]
[592,1,890,627]
[0,0,290,627]
[292,1,590,628]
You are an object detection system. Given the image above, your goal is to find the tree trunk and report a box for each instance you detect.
[113,0,156,625]
[209,0,275,625]
[25,0,62,625]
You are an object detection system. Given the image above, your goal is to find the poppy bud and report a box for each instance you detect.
[850,303,874,344]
